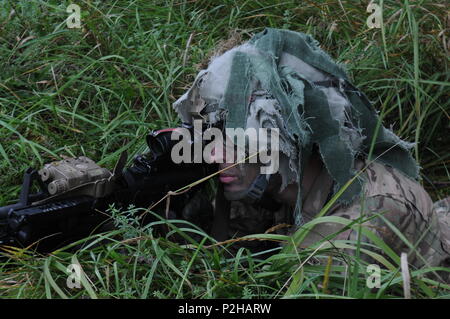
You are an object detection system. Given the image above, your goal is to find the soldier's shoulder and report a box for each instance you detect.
[360,159,433,215]
[434,197,450,215]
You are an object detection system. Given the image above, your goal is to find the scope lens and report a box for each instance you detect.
[147,130,176,160]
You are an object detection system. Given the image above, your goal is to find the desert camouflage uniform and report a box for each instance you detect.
[220,159,450,281]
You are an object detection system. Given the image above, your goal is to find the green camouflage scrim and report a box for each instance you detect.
[174,28,450,282]
[222,160,450,282]
[173,28,420,226]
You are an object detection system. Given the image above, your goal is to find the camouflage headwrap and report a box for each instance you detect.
[174,28,419,225]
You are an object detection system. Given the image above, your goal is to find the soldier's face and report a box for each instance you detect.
[208,143,261,194]
[219,162,261,194]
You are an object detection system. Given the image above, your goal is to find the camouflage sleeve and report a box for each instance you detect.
[300,161,450,282]
[434,197,450,255]
[329,195,448,268]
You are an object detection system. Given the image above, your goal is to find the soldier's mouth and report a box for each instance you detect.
[219,174,238,183]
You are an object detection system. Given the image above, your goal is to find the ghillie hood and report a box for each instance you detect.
[174,28,419,225]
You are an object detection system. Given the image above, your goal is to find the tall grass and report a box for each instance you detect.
[1,209,449,299]
[0,0,449,298]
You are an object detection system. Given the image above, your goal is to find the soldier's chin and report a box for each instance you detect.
[223,185,251,201]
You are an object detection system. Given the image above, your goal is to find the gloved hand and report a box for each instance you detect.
[180,190,214,235]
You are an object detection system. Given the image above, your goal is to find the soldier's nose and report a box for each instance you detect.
[206,143,225,164]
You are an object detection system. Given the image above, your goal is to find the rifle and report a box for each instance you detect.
[0,127,215,253]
